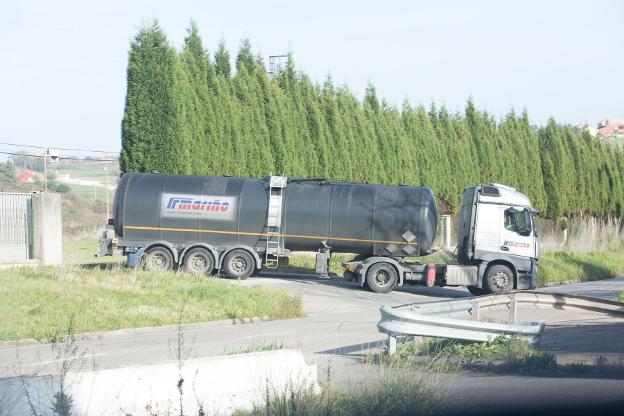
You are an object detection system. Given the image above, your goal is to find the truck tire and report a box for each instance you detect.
[483,264,514,294]
[143,246,174,272]
[183,248,214,275]
[365,262,397,294]
[467,286,487,296]
[223,249,255,280]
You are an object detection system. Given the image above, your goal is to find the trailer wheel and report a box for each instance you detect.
[467,286,487,296]
[143,246,174,272]
[223,249,255,280]
[365,263,397,293]
[183,248,215,275]
[483,264,514,294]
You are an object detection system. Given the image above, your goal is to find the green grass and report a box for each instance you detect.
[234,374,441,416]
[365,337,624,377]
[64,239,124,265]
[365,337,557,375]
[539,251,624,285]
[226,341,286,355]
[65,183,112,203]
[0,266,302,341]
[619,291,624,303]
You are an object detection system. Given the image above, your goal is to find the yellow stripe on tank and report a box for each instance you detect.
[123,225,419,246]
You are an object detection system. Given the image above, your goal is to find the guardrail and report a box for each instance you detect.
[378,291,624,355]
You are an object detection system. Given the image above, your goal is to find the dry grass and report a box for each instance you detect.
[537,216,624,253]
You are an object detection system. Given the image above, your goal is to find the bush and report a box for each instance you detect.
[55,183,72,193]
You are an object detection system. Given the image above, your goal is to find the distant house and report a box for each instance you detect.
[597,116,624,138]
[573,124,598,137]
[18,170,39,183]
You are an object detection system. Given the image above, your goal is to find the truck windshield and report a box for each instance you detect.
[504,207,532,236]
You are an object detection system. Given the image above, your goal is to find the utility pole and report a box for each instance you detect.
[43,148,59,192]
[43,149,47,192]
[105,160,110,219]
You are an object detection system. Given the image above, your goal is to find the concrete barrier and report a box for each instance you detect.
[0,349,319,416]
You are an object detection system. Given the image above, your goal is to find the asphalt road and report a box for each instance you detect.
[1,273,623,415]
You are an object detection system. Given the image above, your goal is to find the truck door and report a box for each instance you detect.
[473,203,502,254]
[499,206,534,258]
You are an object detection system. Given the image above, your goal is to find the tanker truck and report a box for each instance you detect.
[99,173,540,294]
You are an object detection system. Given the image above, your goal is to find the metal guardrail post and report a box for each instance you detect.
[509,293,518,324]
[471,299,480,321]
[387,335,397,356]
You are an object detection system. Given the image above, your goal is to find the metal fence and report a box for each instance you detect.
[0,193,33,262]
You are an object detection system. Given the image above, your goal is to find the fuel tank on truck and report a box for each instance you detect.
[113,173,438,257]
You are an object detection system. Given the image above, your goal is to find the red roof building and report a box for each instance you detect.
[18,170,39,183]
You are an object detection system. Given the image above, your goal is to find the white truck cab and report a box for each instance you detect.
[458,184,540,294]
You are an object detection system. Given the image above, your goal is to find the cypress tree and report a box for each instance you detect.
[214,40,231,78]
[121,20,190,174]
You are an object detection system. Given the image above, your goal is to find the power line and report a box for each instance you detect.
[0,151,116,162]
[0,141,116,154]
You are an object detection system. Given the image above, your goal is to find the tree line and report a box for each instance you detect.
[120,22,624,219]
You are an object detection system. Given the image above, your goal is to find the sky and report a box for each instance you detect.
[0,0,622,154]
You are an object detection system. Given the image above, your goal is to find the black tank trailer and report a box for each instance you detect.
[102,172,438,291]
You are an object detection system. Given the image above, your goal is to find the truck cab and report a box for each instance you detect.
[458,184,540,294]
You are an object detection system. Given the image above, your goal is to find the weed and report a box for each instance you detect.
[234,373,442,416]
[226,341,286,355]
[366,336,558,375]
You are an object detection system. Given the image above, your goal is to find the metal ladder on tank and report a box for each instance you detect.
[265,176,288,269]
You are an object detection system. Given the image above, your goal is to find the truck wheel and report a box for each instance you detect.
[365,263,397,294]
[143,246,174,272]
[183,248,214,275]
[467,286,487,296]
[223,249,255,280]
[483,265,514,294]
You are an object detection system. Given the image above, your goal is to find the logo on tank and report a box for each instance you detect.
[161,193,237,221]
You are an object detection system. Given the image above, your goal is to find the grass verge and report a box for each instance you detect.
[233,374,441,416]
[539,251,624,285]
[365,336,624,376]
[365,336,555,374]
[0,265,302,341]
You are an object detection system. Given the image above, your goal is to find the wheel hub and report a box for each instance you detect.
[232,257,247,274]
[150,253,166,269]
[375,270,389,285]
[493,271,509,289]
[191,255,207,271]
